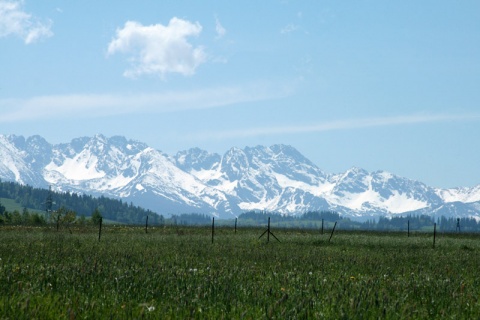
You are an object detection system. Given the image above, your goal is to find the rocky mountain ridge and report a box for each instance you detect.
[1,134,479,220]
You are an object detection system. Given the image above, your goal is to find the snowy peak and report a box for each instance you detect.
[327,168,444,214]
[436,185,480,204]
[47,135,145,182]
[175,147,221,172]
[221,147,250,181]
[0,134,480,219]
[0,135,46,186]
[247,144,328,185]
[332,167,370,194]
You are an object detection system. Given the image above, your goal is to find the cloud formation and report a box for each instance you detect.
[280,23,299,34]
[107,18,206,78]
[188,113,480,140]
[0,81,292,122]
[215,16,226,39]
[0,0,53,44]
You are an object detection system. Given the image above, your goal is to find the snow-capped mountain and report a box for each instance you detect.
[1,134,479,220]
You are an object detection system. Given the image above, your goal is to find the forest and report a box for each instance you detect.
[0,180,163,225]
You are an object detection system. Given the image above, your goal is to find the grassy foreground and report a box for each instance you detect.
[0,225,479,319]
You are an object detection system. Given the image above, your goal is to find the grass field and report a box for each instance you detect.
[0,198,45,215]
[0,225,479,319]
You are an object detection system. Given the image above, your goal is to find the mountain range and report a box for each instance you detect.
[1,134,479,220]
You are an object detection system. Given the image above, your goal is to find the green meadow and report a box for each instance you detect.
[0,225,479,319]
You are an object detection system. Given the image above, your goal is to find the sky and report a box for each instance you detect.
[0,0,479,189]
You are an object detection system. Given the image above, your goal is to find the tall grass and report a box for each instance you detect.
[0,226,479,318]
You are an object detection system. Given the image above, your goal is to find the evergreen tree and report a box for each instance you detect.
[91,208,103,225]
[11,210,22,225]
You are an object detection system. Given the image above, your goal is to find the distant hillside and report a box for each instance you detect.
[0,180,164,225]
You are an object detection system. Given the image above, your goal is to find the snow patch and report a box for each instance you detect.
[328,189,427,213]
[273,172,334,196]
[437,186,480,203]
[176,154,186,165]
[45,151,105,180]
[191,168,222,181]
[383,191,428,213]
[238,194,282,212]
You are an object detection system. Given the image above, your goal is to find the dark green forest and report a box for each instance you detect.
[0,180,163,225]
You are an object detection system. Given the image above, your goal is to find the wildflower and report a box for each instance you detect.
[147,306,155,312]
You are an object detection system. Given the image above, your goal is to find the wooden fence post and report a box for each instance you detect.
[328,221,337,243]
[211,217,215,244]
[258,217,280,243]
[267,217,270,243]
[98,217,103,242]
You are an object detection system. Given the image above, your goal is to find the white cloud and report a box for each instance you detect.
[107,18,207,78]
[0,0,53,44]
[215,16,226,39]
[280,23,299,34]
[0,81,293,122]
[187,113,480,140]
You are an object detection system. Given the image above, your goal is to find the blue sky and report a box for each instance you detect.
[0,0,479,188]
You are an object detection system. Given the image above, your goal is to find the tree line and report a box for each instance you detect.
[362,215,480,232]
[2,179,478,231]
[0,206,46,226]
[0,180,164,225]
[160,211,480,232]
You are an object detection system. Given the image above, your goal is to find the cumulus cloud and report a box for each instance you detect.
[0,0,53,44]
[107,17,207,78]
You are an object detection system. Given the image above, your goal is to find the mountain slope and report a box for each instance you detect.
[1,134,479,219]
[0,135,48,186]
